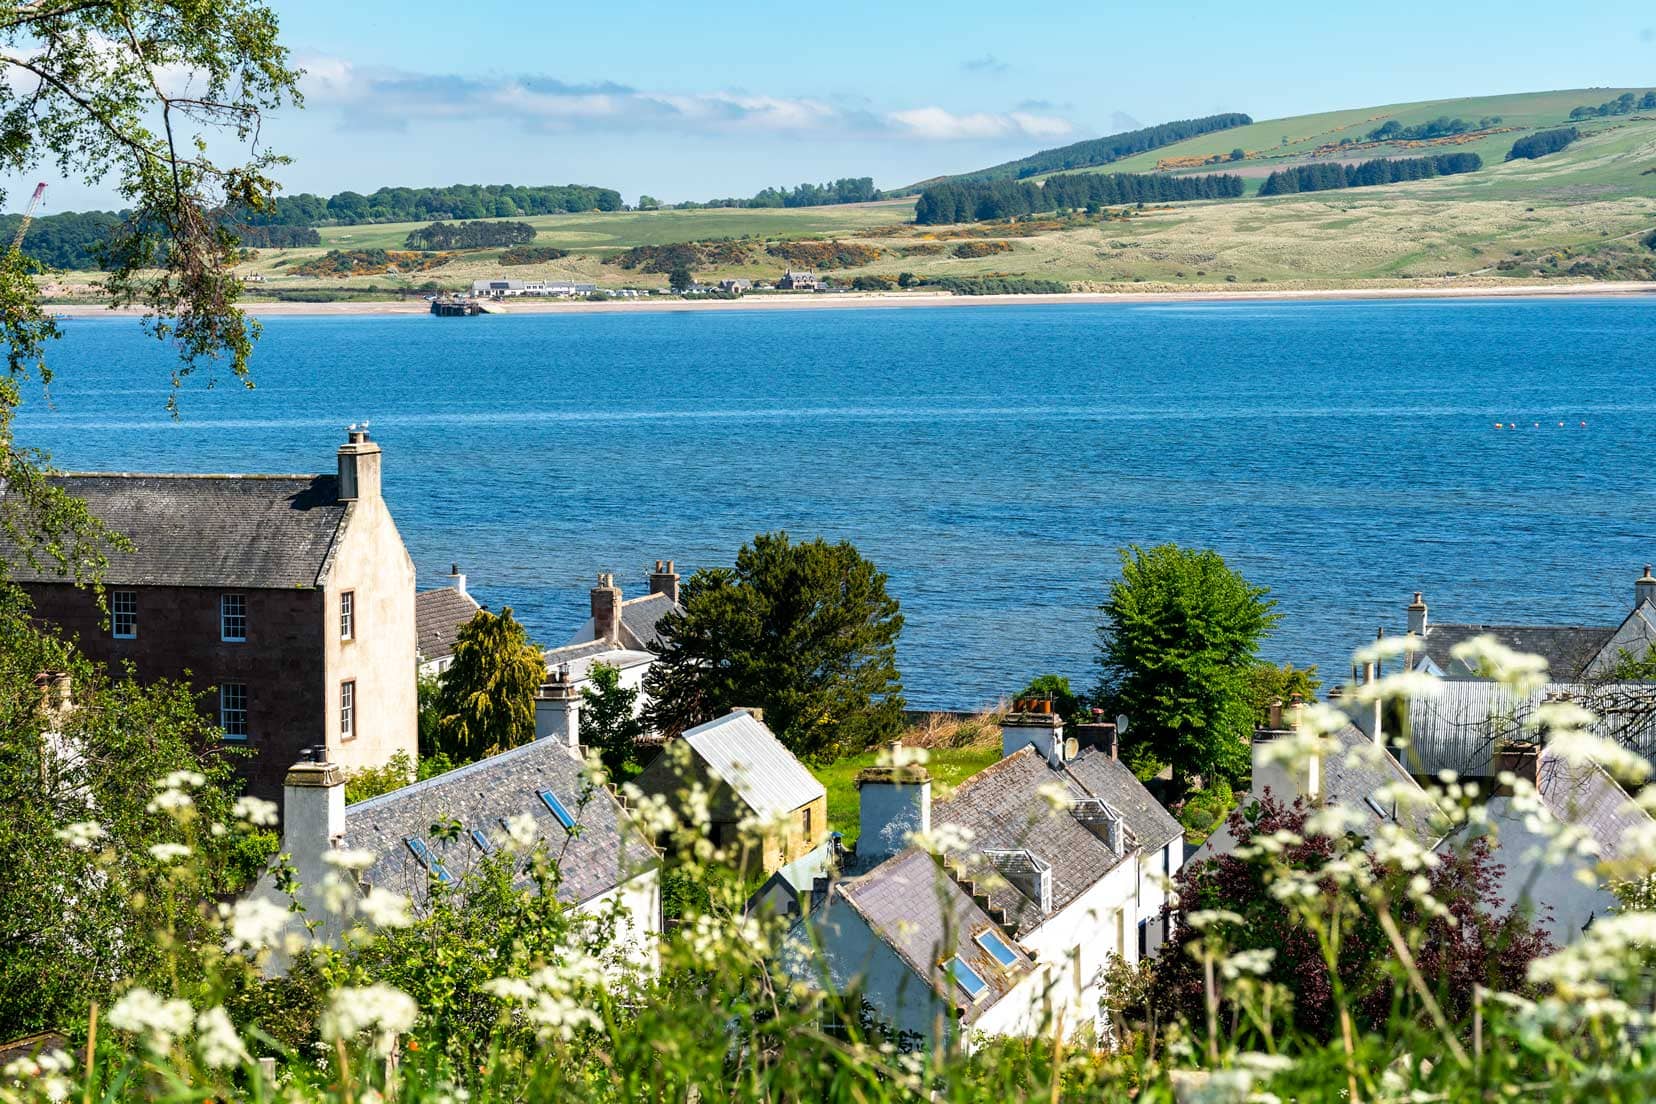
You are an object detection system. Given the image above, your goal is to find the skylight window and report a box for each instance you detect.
[404,837,454,884]
[975,929,1019,968]
[538,789,576,832]
[470,828,494,854]
[1364,795,1392,821]
[945,956,988,1000]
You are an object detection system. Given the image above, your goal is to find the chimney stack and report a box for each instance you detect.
[1001,708,1066,768]
[534,664,581,756]
[591,573,622,644]
[447,563,468,598]
[336,425,382,503]
[1493,739,1540,794]
[649,559,681,605]
[854,743,931,867]
[280,756,346,886]
[1407,591,1428,637]
[1637,566,1656,611]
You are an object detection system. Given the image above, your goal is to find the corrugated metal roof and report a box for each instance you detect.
[681,711,825,817]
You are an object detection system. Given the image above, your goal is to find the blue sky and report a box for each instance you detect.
[6,0,1656,210]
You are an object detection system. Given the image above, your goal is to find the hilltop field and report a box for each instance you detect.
[34,88,1656,305]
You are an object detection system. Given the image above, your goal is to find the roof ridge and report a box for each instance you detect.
[57,471,325,481]
[346,737,582,817]
[1431,621,1618,633]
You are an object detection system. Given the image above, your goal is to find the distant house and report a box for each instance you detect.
[470,279,598,299]
[253,740,661,973]
[803,709,1178,1050]
[778,270,819,291]
[566,560,682,652]
[718,278,752,293]
[9,428,417,803]
[633,709,828,874]
[415,565,480,677]
[1399,568,1656,680]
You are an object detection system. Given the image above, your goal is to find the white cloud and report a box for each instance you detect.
[295,55,1071,142]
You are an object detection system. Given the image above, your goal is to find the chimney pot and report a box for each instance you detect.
[1637,565,1656,610]
[1407,591,1429,638]
[591,573,623,644]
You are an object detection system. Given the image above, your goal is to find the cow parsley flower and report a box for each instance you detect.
[320,985,418,1055]
[195,1006,250,1069]
[224,896,291,955]
[108,988,193,1051]
[232,796,280,826]
[53,820,107,851]
[147,842,191,864]
[359,886,413,929]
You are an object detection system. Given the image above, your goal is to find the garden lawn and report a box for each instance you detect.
[811,746,1003,847]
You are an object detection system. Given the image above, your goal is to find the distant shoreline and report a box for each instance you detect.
[45,280,1656,319]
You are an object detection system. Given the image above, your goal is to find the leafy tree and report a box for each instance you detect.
[0,587,273,1037]
[668,265,695,291]
[645,532,905,759]
[582,662,646,778]
[1152,794,1552,1043]
[434,607,545,761]
[2,0,301,581]
[637,195,661,210]
[1606,646,1656,681]
[1230,147,1246,161]
[1095,544,1278,792]
[1246,661,1322,725]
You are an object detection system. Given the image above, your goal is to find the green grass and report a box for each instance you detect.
[811,746,1002,847]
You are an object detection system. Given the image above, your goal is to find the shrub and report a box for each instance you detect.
[951,240,1013,259]
[498,245,571,266]
[764,240,882,270]
[1507,128,1578,161]
[291,249,450,277]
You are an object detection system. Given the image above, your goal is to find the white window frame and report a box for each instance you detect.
[340,679,356,741]
[111,590,137,639]
[220,683,248,740]
[340,590,355,641]
[220,594,247,642]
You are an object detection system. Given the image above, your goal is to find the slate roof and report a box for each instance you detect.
[680,711,826,818]
[1406,679,1656,778]
[1533,747,1651,864]
[1420,623,1617,680]
[543,640,654,681]
[11,474,347,589]
[1064,748,1184,851]
[415,587,480,662]
[933,747,1135,935]
[620,592,676,649]
[346,736,657,909]
[833,847,1035,1024]
[1321,724,1444,847]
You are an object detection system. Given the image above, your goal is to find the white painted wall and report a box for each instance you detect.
[1019,851,1142,1037]
[576,868,663,977]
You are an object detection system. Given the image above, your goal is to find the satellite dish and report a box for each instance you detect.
[1115,714,1130,735]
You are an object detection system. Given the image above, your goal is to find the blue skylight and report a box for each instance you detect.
[538,789,576,832]
[975,929,1019,968]
[946,956,988,1000]
[404,836,454,884]
[470,828,494,853]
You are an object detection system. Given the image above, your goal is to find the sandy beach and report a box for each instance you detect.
[44,279,1656,319]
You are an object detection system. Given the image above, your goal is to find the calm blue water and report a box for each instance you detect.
[15,297,1656,708]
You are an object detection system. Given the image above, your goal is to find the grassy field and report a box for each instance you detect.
[37,88,1655,302]
[811,745,1002,847]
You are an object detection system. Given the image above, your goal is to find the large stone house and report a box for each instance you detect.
[12,429,417,801]
[803,710,1180,1051]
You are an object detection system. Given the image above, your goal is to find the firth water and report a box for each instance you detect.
[19,297,1656,708]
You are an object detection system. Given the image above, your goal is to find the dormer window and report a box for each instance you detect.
[220,594,247,642]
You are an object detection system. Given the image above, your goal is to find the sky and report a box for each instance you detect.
[5,0,1656,211]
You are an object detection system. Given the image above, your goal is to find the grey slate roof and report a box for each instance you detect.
[620,592,677,649]
[415,587,480,662]
[1421,623,1617,680]
[1405,679,1656,778]
[11,473,347,589]
[1533,747,1651,864]
[679,711,826,818]
[1322,724,1443,847]
[1064,748,1183,851]
[933,747,1134,935]
[834,847,1035,1024]
[346,736,657,909]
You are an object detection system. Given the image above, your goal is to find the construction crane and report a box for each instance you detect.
[7,182,46,257]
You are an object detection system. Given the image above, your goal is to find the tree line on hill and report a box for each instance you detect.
[932,112,1254,186]
[0,209,320,269]
[243,183,623,227]
[1257,152,1482,196]
[915,171,1244,224]
[1570,90,1656,119]
[404,220,537,250]
[1365,115,1499,142]
[1508,128,1578,161]
[678,177,880,209]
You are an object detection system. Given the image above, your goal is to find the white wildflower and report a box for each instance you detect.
[107,988,193,1051]
[53,820,106,851]
[194,1006,250,1069]
[1219,947,1276,980]
[501,811,542,850]
[1304,804,1368,838]
[320,984,418,1055]
[158,770,207,791]
[1546,728,1652,784]
[323,848,379,872]
[232,796,280,826]
[147,842,191,864]
[1186,909,1244,930]
[1348,670,1444,706]
[146,788,194,815]
[358,887,414,928]
[1035,780,1076,812]
[483,960,605,1042]
[882,743,930,769]
[1353,633,1427,666]
[224,896,291,955]
[1448,635,1550,693]
[908,822,976,856]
